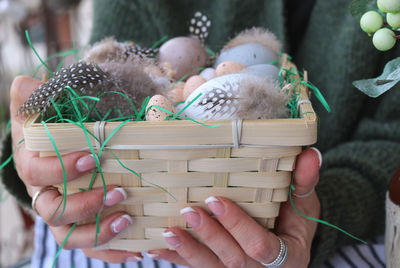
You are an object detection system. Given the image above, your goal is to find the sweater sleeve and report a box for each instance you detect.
[310,85,400,267]
[0,132,31,207]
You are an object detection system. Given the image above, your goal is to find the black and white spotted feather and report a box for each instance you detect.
[124,44,159,59]
[19,61,109,115]
[189,11,211,43]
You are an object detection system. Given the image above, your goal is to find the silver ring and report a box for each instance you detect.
[260,237,288,267]
[293,188,315,198]
[31,186,59,214]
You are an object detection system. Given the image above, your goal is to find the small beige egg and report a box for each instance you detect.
[183,75,207,100]
[167,82,185,103]
[146,94,176,121]
[158,37,208,80]
[215,61,245,76]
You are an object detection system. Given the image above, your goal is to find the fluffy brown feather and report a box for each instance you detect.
[237,77,289,119]
[224,27,282,53]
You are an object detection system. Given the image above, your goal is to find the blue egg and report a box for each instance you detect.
[240,64,280,81]
[214,43,278,67]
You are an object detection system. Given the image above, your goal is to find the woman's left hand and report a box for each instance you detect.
[148,148,321,268]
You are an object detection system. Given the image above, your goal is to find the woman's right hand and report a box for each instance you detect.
[10,76,143,263]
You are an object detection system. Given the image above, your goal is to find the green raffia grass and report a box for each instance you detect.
[25,30,54,77]
[289,176,367,244]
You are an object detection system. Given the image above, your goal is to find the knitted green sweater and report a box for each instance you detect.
[2,0,400,267]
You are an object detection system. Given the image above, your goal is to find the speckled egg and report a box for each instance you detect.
[158,37,208,80]
[183,75,207,100]
[240,64,280,81]
[199,68,216,80]
[167,82,185,103]
[214,42,277,67]
[215,61,245,76]
[146,94,176,121]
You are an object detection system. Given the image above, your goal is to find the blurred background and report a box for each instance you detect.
[0,0,93,266]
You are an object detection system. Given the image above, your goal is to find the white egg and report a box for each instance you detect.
[214,43,277,67]
[177,73,252,120]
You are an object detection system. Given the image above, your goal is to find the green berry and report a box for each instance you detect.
[377,0,400,13]
[360,11,383,34]
[372,28,396,51]
[387,12,400,28]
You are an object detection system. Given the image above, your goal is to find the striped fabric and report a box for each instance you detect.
[323,236,386,268]
[32,216,386,268]
[32,217,186,268]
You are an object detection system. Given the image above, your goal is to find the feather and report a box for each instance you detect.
[224,27,282,53]
[236,76,289,119]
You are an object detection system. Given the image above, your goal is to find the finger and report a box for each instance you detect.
[10,76,42,149]
[50,212,132,249]
[36,186,127,226]
[205,196,281,265]
[292,147,321,197]
[15,149,97,186]
[161,227,224,268]
[179,206,259,267]
[82,248,143,264]
[147,249,191,267]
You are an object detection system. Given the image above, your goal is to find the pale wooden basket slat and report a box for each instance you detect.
[23,54,317,251]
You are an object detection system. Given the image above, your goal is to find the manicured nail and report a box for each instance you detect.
[76,155,97,172]
[180,207,201,227]
[110,214,132,234]
[310,147,323,167]
[126,256,143,262]
[105,188,127,206]
[146,252,159,259]
[162,231,182,248]
[205,196,225,216]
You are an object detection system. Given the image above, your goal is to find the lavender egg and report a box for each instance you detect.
[158,37,208,80]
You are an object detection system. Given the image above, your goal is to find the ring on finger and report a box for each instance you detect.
[292,187,315,199]
[31,186,59,214]
[260,236,288,267]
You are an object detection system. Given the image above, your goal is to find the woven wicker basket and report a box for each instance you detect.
[23,54,317,251]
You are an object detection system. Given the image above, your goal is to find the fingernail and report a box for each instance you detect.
[105,188,127,206]
[146,252,159,259]
[180,207,201,228]
[126,256,143,262]
[310,147,323,167]
[205,196,225,216]
[162,231,182,248]
[110,214,132,234]
[76,155,97,172]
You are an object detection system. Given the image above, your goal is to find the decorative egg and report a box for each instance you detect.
[158,37,208,80]
[177,73,288,120]
[199,68,216,80]
[215,61,245,76]
[177,74,244,120]
[151,76,172,91]
[240,64,280,81]
[214,43,277,67]
[167,82,185,103]
[146,94,176,121]
[183,75,207,100]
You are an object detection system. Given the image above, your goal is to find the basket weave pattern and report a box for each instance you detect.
[23,55,317,251]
